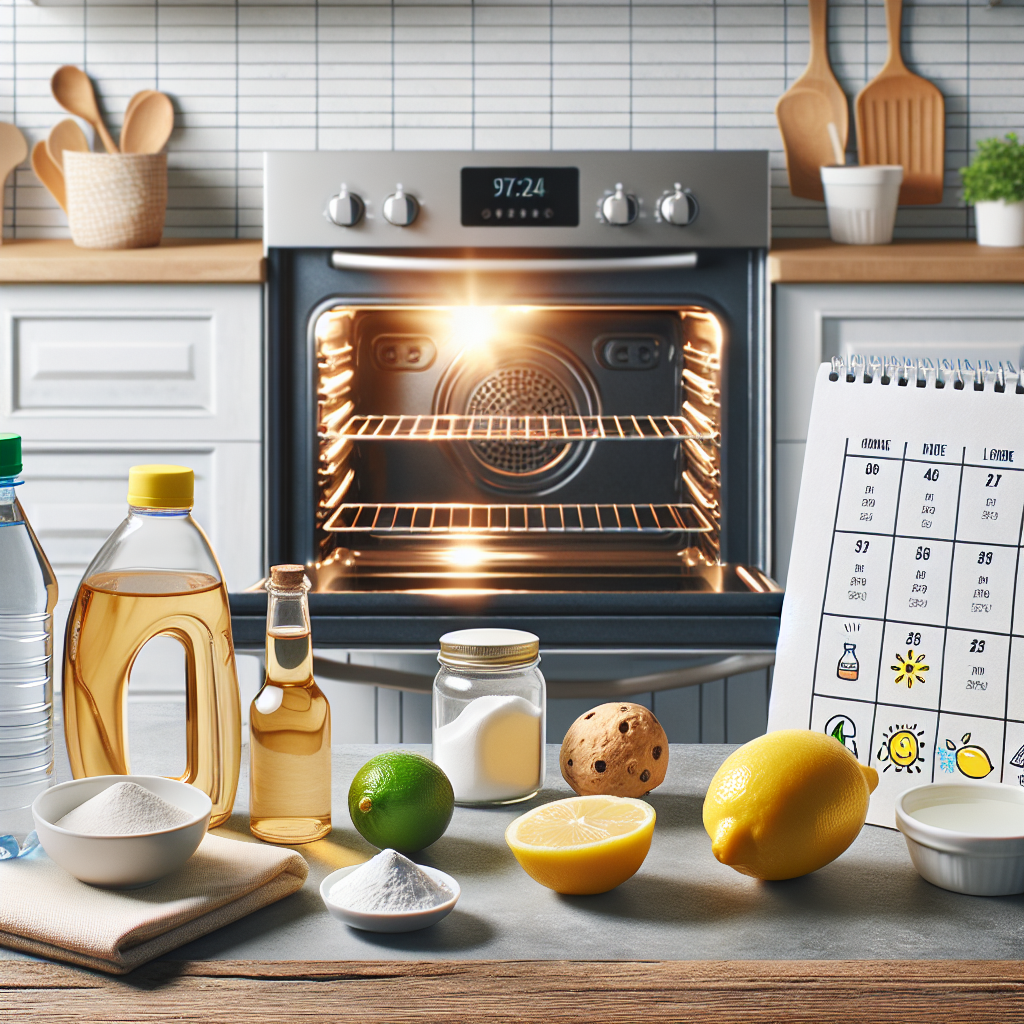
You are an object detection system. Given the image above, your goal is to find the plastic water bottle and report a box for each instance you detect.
[0,434,57,843]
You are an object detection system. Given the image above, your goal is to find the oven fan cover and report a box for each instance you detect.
[435,336,599,494]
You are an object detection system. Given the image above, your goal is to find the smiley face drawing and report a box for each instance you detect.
[876,723,927,773]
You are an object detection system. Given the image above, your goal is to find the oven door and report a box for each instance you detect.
[234,246,780,650]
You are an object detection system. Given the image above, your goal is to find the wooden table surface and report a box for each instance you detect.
[3,958,1024,1022]
[769,238,1024,284]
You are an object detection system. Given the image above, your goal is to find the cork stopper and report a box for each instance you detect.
[269,564,306,590]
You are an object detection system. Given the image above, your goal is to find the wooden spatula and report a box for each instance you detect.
[855,0,944,204]
[776,0,848,201]
[47,118,90,171]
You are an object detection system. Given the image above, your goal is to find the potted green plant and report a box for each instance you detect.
[960,133,1024,247]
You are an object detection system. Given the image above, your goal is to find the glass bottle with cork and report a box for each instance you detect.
[249,564,331,844]
[62,465,241,827]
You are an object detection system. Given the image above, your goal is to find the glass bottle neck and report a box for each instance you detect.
[266,585,313,685]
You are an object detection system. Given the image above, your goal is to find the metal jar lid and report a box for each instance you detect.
[438,628,540,669]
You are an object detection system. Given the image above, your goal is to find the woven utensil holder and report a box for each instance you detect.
[64,152,167,249]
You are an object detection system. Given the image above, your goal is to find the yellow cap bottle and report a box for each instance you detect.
[127,464,194,509]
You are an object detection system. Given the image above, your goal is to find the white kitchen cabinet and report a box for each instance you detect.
[0,283,264,701]
[0,285,260,442]
[774,283,1024,584]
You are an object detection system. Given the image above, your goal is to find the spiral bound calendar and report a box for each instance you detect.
[769,357,1024,828]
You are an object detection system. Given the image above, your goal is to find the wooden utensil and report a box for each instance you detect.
[46,118,90,171]
[50,65,118,155]
[0,124,28,241]
[775,0,848,201]
[120,91,174,155]
[854,0,944,204]
[123,89,160,131]
[31,141,66,213]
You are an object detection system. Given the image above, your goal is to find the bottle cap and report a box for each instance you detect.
[0,433,22,478]
[127,465,194,509]
[269,564,307,590]
[439,628,540,669]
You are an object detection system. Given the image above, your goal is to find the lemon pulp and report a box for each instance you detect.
[505,795,655,895]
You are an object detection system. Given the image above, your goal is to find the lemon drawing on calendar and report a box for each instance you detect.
[946,734,994,779]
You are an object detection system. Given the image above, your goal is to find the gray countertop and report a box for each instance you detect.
[10,703,1024,964]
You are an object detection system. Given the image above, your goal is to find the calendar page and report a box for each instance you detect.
[769,362,1024,828]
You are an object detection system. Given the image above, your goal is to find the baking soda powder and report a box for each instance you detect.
[56,782,193,835]
[329,849,453,913]
[432,694,542,804]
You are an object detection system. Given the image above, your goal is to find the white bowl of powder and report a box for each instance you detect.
[32,775,212,888]
[320,849,460,932]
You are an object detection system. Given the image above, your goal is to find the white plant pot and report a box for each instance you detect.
[820,165,903,245]
[974,199,1024,248]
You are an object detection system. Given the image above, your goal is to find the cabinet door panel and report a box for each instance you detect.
[0,284,260,441]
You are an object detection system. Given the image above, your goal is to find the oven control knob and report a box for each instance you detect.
[382,185,420,227]
[658,184,699,226]
[327,185,365,227]
[600,184,638,226]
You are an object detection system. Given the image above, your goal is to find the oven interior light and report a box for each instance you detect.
[450,306,498,349]
[446,545,487,569]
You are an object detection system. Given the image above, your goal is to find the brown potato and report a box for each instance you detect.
[559,702,668,797]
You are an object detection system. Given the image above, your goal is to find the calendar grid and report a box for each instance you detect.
[810,434,1024,810]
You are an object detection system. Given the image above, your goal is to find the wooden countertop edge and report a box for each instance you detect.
[2,959,1023,1022]
[769,239,1024,284]
[0,239,265,284]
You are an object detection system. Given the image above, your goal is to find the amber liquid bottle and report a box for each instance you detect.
[63,465,241,828]
[249,565,331,844]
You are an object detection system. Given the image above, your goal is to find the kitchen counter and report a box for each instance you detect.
[3,705,1023,1022]
[769,239,1024,284]
[0,238,264,283]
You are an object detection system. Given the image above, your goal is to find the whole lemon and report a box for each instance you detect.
[702,730,878,881]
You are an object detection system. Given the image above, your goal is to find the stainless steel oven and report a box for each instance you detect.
[233,150,781,670]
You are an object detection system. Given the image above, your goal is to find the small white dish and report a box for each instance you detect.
[32,775,211,889]
[896,782,1024,896]
[320,862,460,933]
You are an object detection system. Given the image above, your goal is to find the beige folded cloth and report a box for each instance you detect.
[0,833,307,974]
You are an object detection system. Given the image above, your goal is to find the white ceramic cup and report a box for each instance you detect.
[820,165,903,245]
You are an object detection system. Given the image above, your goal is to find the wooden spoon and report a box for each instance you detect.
[124,89,160,127]
[854,0,944,204]
[31,141,66,213]
[46,118,90,171]
[775,0,848,201]
[120,91,174,154]
[51,65,118,155]
[0,124,28,240]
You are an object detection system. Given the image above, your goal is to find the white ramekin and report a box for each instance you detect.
[895,782,1024,897]
[820,165,903,245]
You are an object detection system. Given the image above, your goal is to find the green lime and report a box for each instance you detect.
[348,751,455,853]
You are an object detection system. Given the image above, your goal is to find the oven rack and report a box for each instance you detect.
[327,414,718,443]
[323,502,713,535]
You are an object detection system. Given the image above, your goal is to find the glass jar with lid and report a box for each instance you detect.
[431,628,545,806]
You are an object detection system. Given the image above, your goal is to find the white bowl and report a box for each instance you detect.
[32,775,211,889]
[896,782,1024,896]
[821,164,903,245]
[320,863,460,932]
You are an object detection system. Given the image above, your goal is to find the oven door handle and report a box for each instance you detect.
[330,251,699,273]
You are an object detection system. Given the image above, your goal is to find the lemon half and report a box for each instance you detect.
[505,794,655,895]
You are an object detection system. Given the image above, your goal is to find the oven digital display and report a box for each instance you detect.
[461,167,579,227]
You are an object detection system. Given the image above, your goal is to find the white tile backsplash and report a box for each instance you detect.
[3,0,1023,239]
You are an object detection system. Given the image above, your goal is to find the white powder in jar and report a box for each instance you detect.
[432,694,542,804]
[56,782,194,835]
[329,849,453,913]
